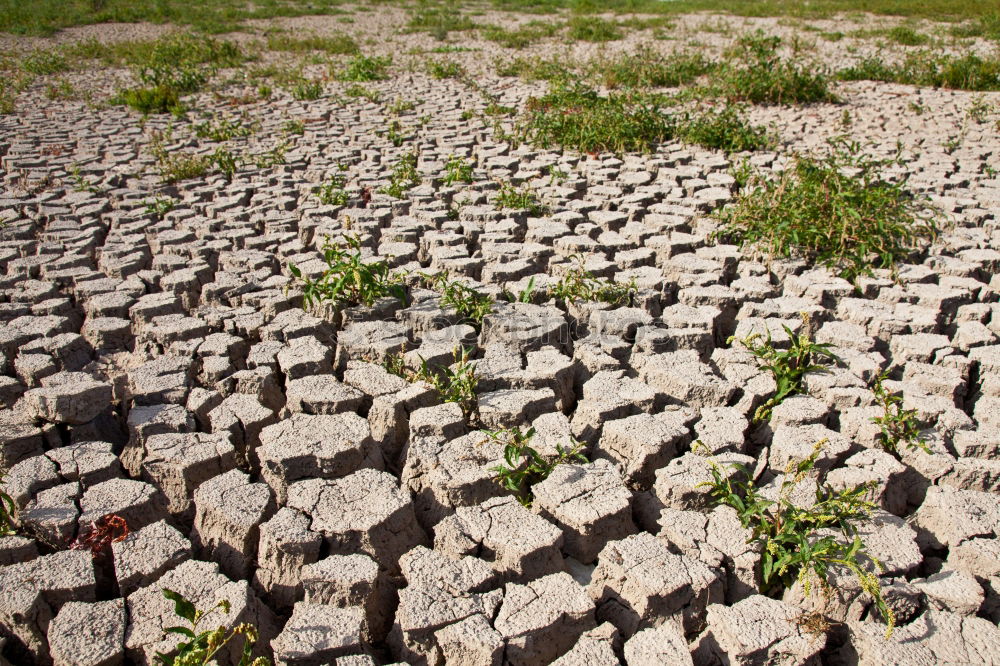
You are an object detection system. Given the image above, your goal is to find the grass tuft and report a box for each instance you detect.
[713,31,838,104]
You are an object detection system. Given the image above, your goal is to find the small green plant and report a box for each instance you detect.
[566,16,622,43]
[886,26,930,46]
[155,589,269,666]
[427,59,464,79]
[195,115,253,140]
[69,165,102,194]
[702,440,894,636]
[378,150,420,198]
[344,84,381,103]
[487,426,587,506]
[406,7,477,41]
[384,346,480,418]
[590,47,715,89]
[552,258,636,306]
[493,181,545,215]
[730,316,839,422]
[495,55,574,82]
[210,147,239,180]
[44,78,76,101]
[443,155,474,185]
[870,371,928,456]
[388,97,416,114]
[20,47,69,75]
[289,235,407,310]
[515,80,673,154]
[480,20,561,49]
[712,137,939,283]
[315,173,349,206]
[282,118,305,135]
[265,33,358,55]
[713,31,837,105]
[144,196,177,219]
[290,78,323,100]
[337,54,391,82]
[837,52,1000,92]
[677,105,773,152]
[422,271,493,326]
[114,85,182,114]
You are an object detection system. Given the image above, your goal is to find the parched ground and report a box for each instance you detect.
[1,5,1000,666]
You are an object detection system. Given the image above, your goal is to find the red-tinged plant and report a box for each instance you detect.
[70,514,130,558]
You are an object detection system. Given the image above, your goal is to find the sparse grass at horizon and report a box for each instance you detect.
[837,51,1000,91]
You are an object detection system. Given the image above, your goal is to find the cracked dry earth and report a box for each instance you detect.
[2,7,1000,666]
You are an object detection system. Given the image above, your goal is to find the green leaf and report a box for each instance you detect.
[162,589,197,624]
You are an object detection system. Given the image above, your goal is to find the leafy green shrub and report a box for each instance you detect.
[480,20,561,48]
[837,52,1000,91]
[422,271,494,326]
[495,55,574,81]
[714,31,837,104]
[552,258,636,305]
[703,440,894,636]
[265,33,358,55]
[713,138,939,283]
[315,173,349,206]
[289,235,407,310]
[144,196,177,220]
[493,181,546,215]
[378,150,420,198]
[113,85,182,114]
[20,48,69,74]
[515,80,673,153]
[344,84,380,103]
[870,372,928,457]
[155,589,269,665]
[337,54,391,81]
[194,115,253,140]
[567,16,622,42]
[730,317,839,423]
[443,155,474,185]
[290,79,323,100]
[886,26,929,46]
[427,59,464,79]
[406,8,477,40]
[384,346,480,418]
[590,47,715,88]
[488,426,586,506]
[678,105,773,152]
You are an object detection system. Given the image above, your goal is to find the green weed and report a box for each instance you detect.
[566,16,622,42]
[480,20,561,48]
[886,25,930,46]
[194,114,254,140]
[488,426,587,506]
[713,31,838,104]
[384,346,480,418]
[344,84,380,103]
[703,439,894,636]
[265,33,358,55]
[422,271,494,326]
[283,118,305,135]
[427,59,465,79]
[289,235,407,310]
[870,371,928,457]
[515,80,672,154]
[713,138,939,283]
[378,150,421,198]
[144,196,177,219]
[495,54,574,81]
[290,79,323,100]
[591,47,715,89]
[337,54,391,81]
[837,51,1000,91]
[154,589,269,666]
[388,97,417,114]
[552,256,636,305]
[406,7,478,40]
[729,316,839,423]
[678,104,774,152]
[20,48,69,75]
[113,85,182,114]
[315,173,349,206]
[443,155,474,185]
[493,181,546,215]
